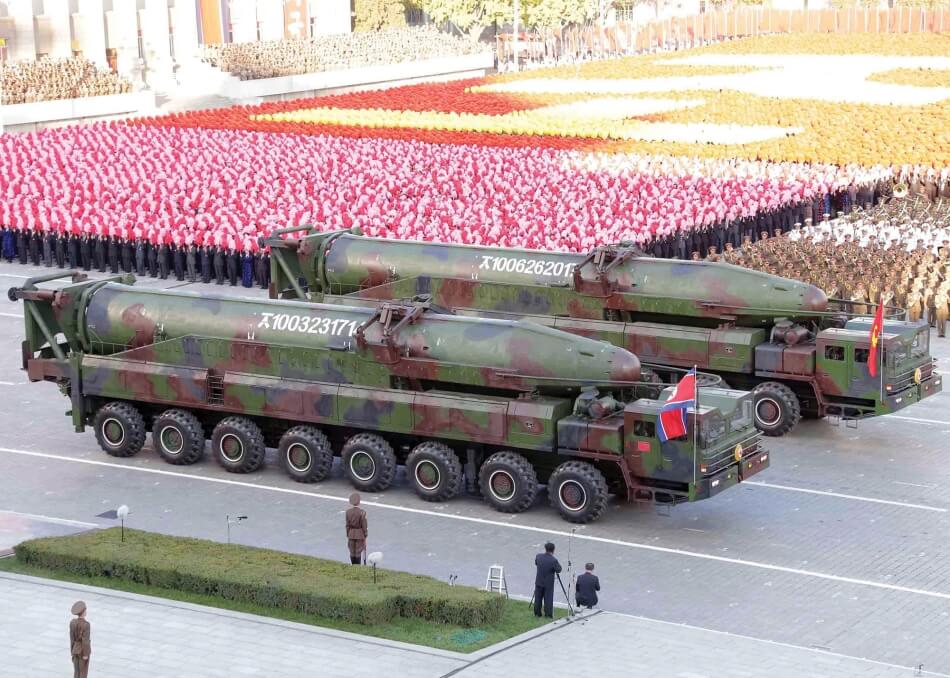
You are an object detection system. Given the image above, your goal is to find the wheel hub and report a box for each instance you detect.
[102,418,125,447]
[287,443,312,473]
[414,460,441,490]
[558,480,588,512]
[489,470,515,501]
[220,433,244,462]
[160,426,184,454]
[350,451,376,481]
[756,397,782,427]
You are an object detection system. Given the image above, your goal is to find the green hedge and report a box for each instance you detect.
[14,528,504,627]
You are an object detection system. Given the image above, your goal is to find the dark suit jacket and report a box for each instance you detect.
[575,572,600,607]
[534,552,561,588]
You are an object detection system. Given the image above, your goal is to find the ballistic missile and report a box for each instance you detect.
[280,229,828,326]
[53,281,640,392]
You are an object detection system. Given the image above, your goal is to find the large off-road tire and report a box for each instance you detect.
[547,460,609,524]
[341,433,396,492]
[406,442,463,502]
[152,409,205,465]
[279,426,333,483]
[211,416,266,473]
[93,402,146,458]
[478,451,538,514]
[753,381,801,437]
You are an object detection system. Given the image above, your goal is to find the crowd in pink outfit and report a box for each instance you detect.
[0,122,889,259]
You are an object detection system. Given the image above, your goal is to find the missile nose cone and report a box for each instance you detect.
[610,349,641,383]
[802,284,829,312]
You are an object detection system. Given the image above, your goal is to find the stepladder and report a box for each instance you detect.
[485,564,509,598]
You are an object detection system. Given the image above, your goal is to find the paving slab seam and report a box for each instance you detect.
[5,446,950,605]
[0,571,469,662]
[438,610,602,677]
[608,611,950,678]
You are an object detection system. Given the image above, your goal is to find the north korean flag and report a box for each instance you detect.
[868,294,885,378]
[658,368,697,443]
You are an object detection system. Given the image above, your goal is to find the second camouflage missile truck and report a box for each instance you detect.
[267,227,942,437]
[11,272,767,523]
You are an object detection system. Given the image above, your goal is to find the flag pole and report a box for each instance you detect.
[693,365,699,489]
[879,293,885,403]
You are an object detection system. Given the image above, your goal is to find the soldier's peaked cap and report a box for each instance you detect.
[349,492,360,506]
[71,600,86,615]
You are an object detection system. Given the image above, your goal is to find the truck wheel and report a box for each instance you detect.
[547,461,609,524]
[752,382,801,436]
[279,426,333,483]
[93,402,146,458]
[341,433,396,492]
[211,417,266,473]
[478,451,538,514]
[152,409,205,465]
[406,442,463,502]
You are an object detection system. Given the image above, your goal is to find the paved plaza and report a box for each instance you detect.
[2,263,950,675]
[2,571,944,678]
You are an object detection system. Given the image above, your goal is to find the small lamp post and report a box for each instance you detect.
[367,551,383,584]
[116,505,129,542]
[226,515,247,544]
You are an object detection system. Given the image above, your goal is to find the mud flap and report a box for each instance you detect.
[70,352,85,433]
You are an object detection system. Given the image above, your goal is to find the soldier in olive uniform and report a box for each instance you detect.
[345,492,368,565]
[850,284,868,316]
[906,289,923,322]
[935,285,949,338]
[69,600,91,678]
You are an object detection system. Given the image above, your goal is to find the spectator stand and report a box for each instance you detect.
[199,28,494,103]
[0,57,154,133]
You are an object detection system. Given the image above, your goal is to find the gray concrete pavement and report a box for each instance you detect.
[1,571,945,678]
[2,261,950,672]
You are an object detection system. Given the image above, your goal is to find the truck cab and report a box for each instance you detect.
[815,319,940,418]
[620,387,767,503]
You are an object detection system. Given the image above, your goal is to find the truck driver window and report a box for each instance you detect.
[824,345,844,361]
[634,421,655,437]
[854,348,869,363]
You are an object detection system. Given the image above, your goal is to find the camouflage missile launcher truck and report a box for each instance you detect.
[266,227,942,437]
[10,272,768,524]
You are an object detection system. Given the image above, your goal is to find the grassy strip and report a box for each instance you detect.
[0,557,555,652]
[15,528,502,626]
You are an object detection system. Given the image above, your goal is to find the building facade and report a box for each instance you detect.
[0,0,351,85]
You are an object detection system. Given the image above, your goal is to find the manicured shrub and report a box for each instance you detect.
[15,528,504,626]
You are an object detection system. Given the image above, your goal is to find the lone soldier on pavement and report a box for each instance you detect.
[69,600,91,678]
[533,542,562,618]
[345,492,368,565]
[575,562,601,610]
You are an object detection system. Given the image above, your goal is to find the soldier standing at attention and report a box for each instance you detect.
[935,285,949,338]
[69,600,90,678]
[345,492,367,565]
[533,542,562,618]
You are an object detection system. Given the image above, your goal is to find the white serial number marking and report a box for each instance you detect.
[478,255,576,278]
[257,313,359,337]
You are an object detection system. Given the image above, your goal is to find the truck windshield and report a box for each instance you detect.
[911,329,929,360]
[700,414,726,448]
[730,399,753,433]
[888,338,920,372]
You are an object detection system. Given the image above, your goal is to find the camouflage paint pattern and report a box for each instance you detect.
[12,274,768,508]
[269,229,941,426]
[285,229,828,326]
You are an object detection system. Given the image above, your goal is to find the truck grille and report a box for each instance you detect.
[890,359,936,393]
[701,432,761,476]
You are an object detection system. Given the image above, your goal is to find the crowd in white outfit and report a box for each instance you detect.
[788,199,950,254]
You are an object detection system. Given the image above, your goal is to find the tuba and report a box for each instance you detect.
[892,182,909,199]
